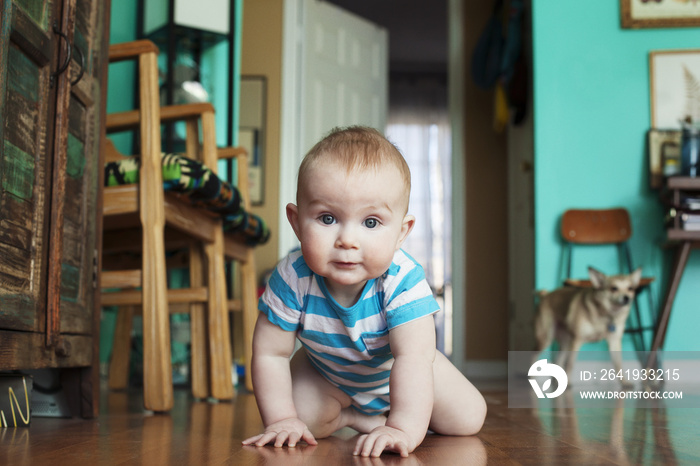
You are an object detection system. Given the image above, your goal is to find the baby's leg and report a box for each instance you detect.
[429,351,487,436]
[290,349,387,437]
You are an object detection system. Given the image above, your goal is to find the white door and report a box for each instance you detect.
[279,0,388,257]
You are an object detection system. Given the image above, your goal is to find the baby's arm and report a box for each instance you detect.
[354,316,436,457]
[242,316,317,448]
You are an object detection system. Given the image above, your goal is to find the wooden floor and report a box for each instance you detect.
[2,380,699,465]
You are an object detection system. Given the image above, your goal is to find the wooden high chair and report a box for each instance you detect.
[100,40,232,411]
[560,208,656,352]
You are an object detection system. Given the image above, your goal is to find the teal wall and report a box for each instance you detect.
[533,1,700,351]
[107,1,139,152]
[107,0,241,153]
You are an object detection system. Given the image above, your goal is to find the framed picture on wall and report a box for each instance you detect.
[649,49,700,129]
[621,0,700,28]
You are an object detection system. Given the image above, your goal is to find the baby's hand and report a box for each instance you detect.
[353,425,413,458]
[242,417,317,448]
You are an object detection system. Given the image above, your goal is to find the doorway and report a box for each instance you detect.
[386,80,452,356]
[325,0,453,355]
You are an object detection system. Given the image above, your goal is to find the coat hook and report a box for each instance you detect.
[51,21,72,87]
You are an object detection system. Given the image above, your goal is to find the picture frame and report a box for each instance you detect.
[649,49,700,129]
[648,128,681,189]
[621,0,700,29]
[239,76,267,205]
[238,128,263,204]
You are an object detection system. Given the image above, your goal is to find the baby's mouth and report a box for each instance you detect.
[333,261,358,269]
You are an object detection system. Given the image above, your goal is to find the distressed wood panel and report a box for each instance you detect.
[7,43,39,102]
[69,100,87,142]
[1,140,35,200]
[75,0,95,46]
[60,263,81,303]
[1,0,57,337]
[9,3,52,67]
[59,299,95,333]
[0,242,31,292]
[4,85,39,156]
[0,188,32,231]
[0,293,40,331]
[60,300,91,334]
[67,130,86,178]
[1,0,54,341]
[61,160,85,274]
[62,216,83,267]
[74,0,95,78]
[57,0,104,338]
[0,330,93,369]
[14,0,50,31]
[0,218,31,251]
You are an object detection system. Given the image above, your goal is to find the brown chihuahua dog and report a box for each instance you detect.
[535,267,642,388]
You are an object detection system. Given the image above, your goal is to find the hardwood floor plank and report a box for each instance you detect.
[2,383,700,464]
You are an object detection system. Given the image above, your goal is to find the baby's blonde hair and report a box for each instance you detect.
[297,126,411,207]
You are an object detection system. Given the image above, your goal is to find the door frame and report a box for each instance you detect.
[448,0,473,374]
[278,0,302,259]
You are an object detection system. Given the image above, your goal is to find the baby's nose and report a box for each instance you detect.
[336,226,359,249]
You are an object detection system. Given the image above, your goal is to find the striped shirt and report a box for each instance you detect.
[259,249,439,415]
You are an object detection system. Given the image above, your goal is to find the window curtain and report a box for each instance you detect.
[386,76,452,354]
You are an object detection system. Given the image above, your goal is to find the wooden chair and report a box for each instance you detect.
[149,147,260,393]
[101,40,232,411]
[559,208,656,352]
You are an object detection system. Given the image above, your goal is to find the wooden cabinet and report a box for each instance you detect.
[0,0,109,417]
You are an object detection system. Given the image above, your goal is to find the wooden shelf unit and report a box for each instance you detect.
[648,176,700,368]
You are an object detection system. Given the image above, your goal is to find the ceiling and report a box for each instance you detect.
[325,0,448,75]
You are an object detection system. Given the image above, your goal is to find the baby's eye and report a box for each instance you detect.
[364,218,379,229]
[320,214,335,225]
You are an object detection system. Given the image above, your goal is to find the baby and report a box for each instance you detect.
[242,126,486,457]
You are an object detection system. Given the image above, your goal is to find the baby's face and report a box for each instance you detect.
[287,160,414,305]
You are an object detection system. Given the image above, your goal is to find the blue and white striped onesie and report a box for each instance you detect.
[259,249,440,415]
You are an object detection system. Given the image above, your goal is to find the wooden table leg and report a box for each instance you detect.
[647,241,692,369]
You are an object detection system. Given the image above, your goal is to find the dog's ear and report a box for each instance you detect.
[631,267,642,287]
[588,267,606,288]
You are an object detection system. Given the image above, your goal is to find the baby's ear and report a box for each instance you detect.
[396,214,415,250]
[286,203,301,240]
